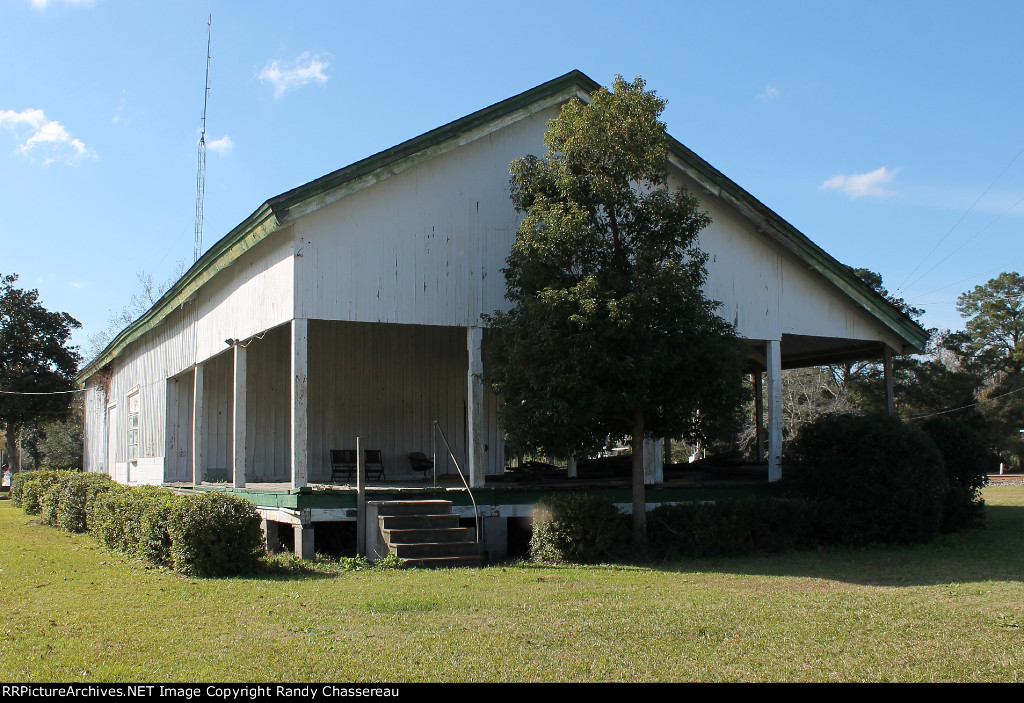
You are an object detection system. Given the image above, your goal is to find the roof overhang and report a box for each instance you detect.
[77,69,926,383]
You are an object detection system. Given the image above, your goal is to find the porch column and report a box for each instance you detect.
[567,455,577,478]
[291,318,309,488]
[766,339,782,482]
[232,343,247,489]
[643,437,663,484]
[191,363,204,485]
[883,345,895,414]
[753,365,765,463]
[467,326,485,488]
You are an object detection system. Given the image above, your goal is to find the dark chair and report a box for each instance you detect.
[330,449,386,483]
[330,449,357,483]
[364,450,386,481]
[408,452,433,478]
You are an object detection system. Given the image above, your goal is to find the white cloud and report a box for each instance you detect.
[0,108,96,165]
[757,84,780,101]
[69,280,88,289]
[30,0,94,10]
[258,52,329,99]
[207,135,233,156]
[821,166,900,198]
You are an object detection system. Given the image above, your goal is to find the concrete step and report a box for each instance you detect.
[390,540,479,559]
[378,514,460,531]
[401,555,481,569]
[372,499,453,516]
[384,527,470,544]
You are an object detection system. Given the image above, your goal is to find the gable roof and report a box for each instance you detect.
[78,70,927,383]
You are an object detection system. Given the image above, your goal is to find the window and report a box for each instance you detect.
[127,391,140,462]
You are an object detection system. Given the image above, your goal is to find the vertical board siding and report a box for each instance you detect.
[199,350,233,481]
[307,320,504,481]
[164,372,194,482]
[103,300,198,477]
[82,381,107,473]
[294,105,561,327]
[245,324,290,481]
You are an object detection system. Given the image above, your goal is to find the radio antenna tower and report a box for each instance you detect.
[194,15,212,263]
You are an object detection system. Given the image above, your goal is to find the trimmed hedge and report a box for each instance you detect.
[647,497,813,559]
[14,475,265,576]
[168,492,265,577]
[783,413,946,546]
[530,493,628,564]
[917,416,990,532]
[18,471,67,515]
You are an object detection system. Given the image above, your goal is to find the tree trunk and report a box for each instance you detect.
[4,425,19,474]
[631,411,647,554]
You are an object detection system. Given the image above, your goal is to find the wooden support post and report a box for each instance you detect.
[291,318,309,488]
[643,437,664,484]
[467,326,485,488]
[232,343,247,489]
[883,345,895,415]
[753,366,765,463]
[356,436,366,557]
[191,363,204,485]
[766,340,782,482]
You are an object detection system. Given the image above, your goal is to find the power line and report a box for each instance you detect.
[901,192,1024,294]
[909,383,1024,420]
[909,259,1024,301]
[895,143,1024,295]
[0,389,87,396]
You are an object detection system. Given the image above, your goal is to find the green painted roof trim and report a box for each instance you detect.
[77,204,280,381]
[78,69,925,383]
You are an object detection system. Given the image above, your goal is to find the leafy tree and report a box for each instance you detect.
[951,272,1024,469]
[956,272,1024,377]
[0,273,81,471]
[485,76,746,548]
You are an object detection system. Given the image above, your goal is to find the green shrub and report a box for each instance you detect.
[19,471,66,516]
[529,493,628,564]
[87,484,133,552]
[647,497,813,559]
[88,485,177,566]
[917,416,990,532]
[783,413,946,546]
[55,472,115,533]
[168,493,265,577]
[10,471,33,507]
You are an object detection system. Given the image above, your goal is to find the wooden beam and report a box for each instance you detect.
[766,340,782,482]
[192,363,204,485]
[883,345,895,414]
[291,318,309,488]
[232,343,247,489]
[753,366,764,463]
[467,326,485,488]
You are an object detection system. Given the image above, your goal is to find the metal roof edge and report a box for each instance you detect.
[77,71,599,383]
[77,204,280,382]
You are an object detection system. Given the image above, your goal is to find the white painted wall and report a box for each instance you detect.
[82,96,912,484]
[672,166,906,348]
[293,105,559,327]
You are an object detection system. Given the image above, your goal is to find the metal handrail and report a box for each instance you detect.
[432,420,481,547]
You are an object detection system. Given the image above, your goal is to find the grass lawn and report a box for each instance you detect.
[1,487,1022,682]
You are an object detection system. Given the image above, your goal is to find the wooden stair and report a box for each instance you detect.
[373,499,480,568]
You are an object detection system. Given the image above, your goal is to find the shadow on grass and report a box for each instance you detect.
[645,504,1024,587]
[511,504,1024,589]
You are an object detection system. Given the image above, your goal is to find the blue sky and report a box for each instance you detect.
[2,0,1022,357]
